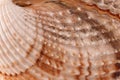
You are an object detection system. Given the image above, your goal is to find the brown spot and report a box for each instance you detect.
[38,62,60,76]
[115,63,120,69]
[112,71,120,79]
[102,31,115,39]
[26,44,34,57]
[110,40,120,50]
[86,19,98,26]
[13,0,32,7]
[90,35,102,41]
[115,52,120,60]
[92,25,107,32]
[79,12,88,20]
[102,65,109,73]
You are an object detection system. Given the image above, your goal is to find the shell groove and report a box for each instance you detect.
[0,0,120,80]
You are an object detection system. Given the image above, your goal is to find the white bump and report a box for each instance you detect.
[76,27,81,30]
[58,11,63,16]
[77,7,81,11]
[56,19,60,23]
[36,10,40,13]
[38,23,42,28]
[77,17,81,21]
[66,10,71,14]
[52,45,56,48]
[49,12,54,16]
[88,16,91,19]
[48,43,51,47]
[114,49,118,53]
[66,18,72,23]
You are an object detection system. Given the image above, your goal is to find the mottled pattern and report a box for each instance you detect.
[0,0,120,80]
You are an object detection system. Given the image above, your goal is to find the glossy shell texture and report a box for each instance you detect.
[0,0,120,80]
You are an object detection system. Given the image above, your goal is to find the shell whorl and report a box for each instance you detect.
[1,0,120,80]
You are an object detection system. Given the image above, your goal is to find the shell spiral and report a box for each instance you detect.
[0,0,120,80]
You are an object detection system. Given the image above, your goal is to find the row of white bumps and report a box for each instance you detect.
[81,0,120,16]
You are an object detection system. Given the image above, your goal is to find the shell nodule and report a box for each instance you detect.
[0,0,120,80]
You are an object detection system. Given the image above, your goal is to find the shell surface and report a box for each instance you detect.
[0,0,120,80]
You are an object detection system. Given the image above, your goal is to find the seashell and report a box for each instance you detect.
[0,0,120,80]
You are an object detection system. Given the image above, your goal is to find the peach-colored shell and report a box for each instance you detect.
[0,0,120,80]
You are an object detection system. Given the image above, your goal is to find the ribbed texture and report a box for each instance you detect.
[0,0,43,76]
